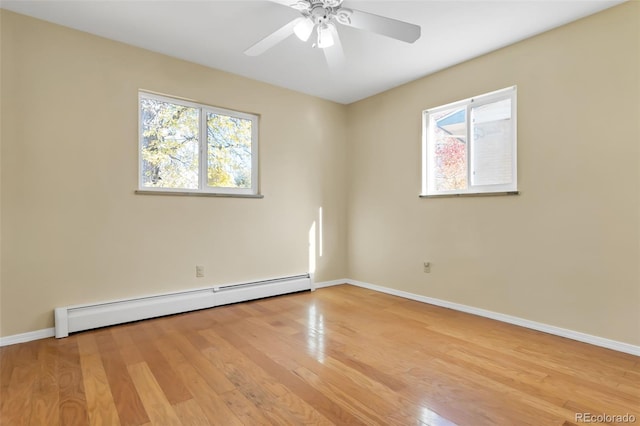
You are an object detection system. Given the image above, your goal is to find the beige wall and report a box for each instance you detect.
[2,3,639,346]
[346,2,640,345]
[0,10,348,336]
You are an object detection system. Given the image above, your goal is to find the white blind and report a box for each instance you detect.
[470,99,513,186]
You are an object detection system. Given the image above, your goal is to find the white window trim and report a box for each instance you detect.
[421,86,517,197]
[138,91,260,196]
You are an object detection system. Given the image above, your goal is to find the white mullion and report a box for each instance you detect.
[421,112,428,195]
[511,89,518,191]
[427,114,436,195]
[138,92,144,190]
[466,103,472,192]
[199,109,207,191]
[251,115,259,193]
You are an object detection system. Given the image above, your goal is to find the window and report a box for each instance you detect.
[138,92,259,196]
[421,86,517,196]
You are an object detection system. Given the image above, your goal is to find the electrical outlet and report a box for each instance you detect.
[196,265,205,278]
[423,262,431,273]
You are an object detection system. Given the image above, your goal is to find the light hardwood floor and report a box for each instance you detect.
[1,284,638,425]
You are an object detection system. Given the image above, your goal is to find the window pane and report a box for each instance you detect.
[140,98,199,189]
[430,107,467,192]
[470,99,512,186]
[207,113,252,189]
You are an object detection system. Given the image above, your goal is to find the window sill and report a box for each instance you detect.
[135,190,264,199]
[419,191,519,199]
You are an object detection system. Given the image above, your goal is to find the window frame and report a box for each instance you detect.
[138,91,260,196]
[421,86,517,197]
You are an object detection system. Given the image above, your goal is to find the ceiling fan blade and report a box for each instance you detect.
[244,18,302,56]
[323,25,346,73]
[267,0,310,11]
[343,8,420,43]
[266,0,293,5]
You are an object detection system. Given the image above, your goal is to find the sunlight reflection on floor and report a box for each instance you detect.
[306,303,325,364]
[419,406,458,426]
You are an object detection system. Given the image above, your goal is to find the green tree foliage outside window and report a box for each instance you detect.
[139,93,257,194]
[141,98,199,189]
[207,113,252,189]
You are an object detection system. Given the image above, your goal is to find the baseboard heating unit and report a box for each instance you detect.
[54,274,312,338]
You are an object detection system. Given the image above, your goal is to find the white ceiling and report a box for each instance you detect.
[1,0,625,104]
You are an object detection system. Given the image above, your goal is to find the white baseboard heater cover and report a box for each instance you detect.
[54,274,311,338]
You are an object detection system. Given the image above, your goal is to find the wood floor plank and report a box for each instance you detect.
[449,346,639,415]
[2,364,38,425]
[308,296,555,424]
[29,340,60,426]
[0,345,21,411]
[293,365,400,426]
[172,399,211,426]
[385,298,637,385]
[1,285,638,426]
[224,318,415,423]
[198,331,334,426]
[207,326,370,426]
[217,388,277,426]
[0,345,16,385]
[0,341,39,419]
[127,362,182,426]
[95,330,149,426]
[57,339,90,426]
[126,322,192,405]
[273,390,335,426]
[378,301,640,412]
[159,339,244,426]
[163,329,236,395]
[110,326,144,366]
[77,333,121,426]
[199,333,289,399]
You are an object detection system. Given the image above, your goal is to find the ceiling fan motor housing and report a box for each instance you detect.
[312,7,331,23]
[303,0,348,25]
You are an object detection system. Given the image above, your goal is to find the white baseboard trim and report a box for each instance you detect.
[3,278,638,356]
[344,279,640,357]
[0,328,55,347]
[314,279,348,289]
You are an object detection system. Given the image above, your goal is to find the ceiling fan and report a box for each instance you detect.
[244,0,421,71]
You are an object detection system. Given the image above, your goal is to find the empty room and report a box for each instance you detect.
[1,0,638,425]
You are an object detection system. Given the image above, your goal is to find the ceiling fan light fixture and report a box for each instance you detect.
[316,23,335,49]
[293,17,315,41]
